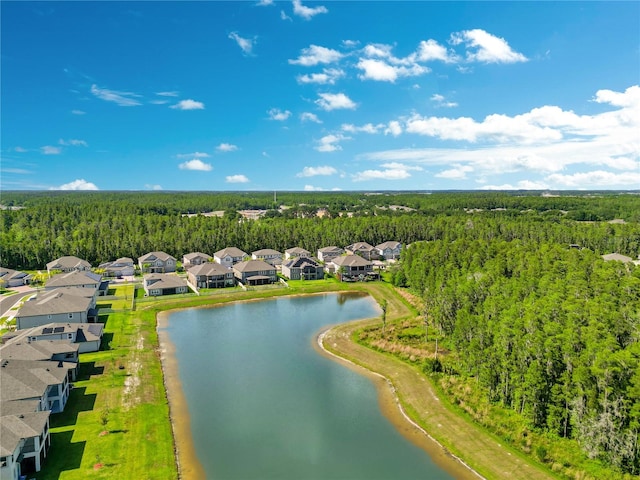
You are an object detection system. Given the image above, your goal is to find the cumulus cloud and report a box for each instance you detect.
[71,109,86,115]
[41,146,62,155]
[341,123,384,134]
[450,29,527,64]
[296,68,345,85]
[300,112,322,123]
[226,174,249,183]
[352,165,417,182]
[385,121,403,137]
[229,32,255,55]
[91,84,142,106]
[53,179,99,190]
[356,58,429,82]
[297,166,337,177]
[268,108,291,121]
[415,39,458,63]
[431,93,458,108]
[177,152,210,159]
[304,185,325,191]
[171,99,205,110]
[145,184,163,190]
[179,159,213,171]
[216,143,238,152]
[315,134,348,152]
[289,45,343,66]
[546,170,640,188]
[435,165,474,179]
[292,0,328,19]
[315,92,357,111]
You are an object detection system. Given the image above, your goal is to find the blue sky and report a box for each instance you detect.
[1,1,639,191]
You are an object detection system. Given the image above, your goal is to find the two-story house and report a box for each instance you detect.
[375,241,402,260]
[345,242,379,261]
[233,260,277,286]
[317,246,344,263]
[182,252,213,269]
[285,247,311,259]
[214,247,247,268]
[251,249,283,266]
[138,252,176,274]
[45,256,91,275]
[97,257,135,277]
[15,288,97,330]
[282,257,324,281]
[45,270,107,297]
[330,255,377,281]
[187,263,235,289]
[0,268,31,288]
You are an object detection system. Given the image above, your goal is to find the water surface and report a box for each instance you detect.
[163,293,455,480]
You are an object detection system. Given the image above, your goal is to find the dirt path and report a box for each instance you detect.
[320,285,554,480]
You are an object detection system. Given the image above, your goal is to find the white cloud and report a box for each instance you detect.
[297,166,337,177]
[257,0,274,6]
[59,139,88,147]
[342,40,359,49]
[546,170,640,188]
[145,184,163,190]
[481,180,550,190]
[341,123,384,134]
[216,143,238,152]
[593,85,639,108]
[41,146,62,155]
[90,84,142,106]
[352,166,415,182]
[150,100,170,105]
[385,121,402,137]
[315,92,357,111]
[229,32,255,55]
[304,185,325,191]
[268,108,291,121]
[292,0,328,19]
[226,174,249,183]
[14,146,28,153]
[296,68,344,85]
[71,109,86,115]
[280,10,292,21]
[179,159,213,171]
[315,134,348,152]
[415,39,457,63]
[300,112,322,123]
[155,91,179,97]
[177,152,210,159]
[53,179,99,190]
[356,58,429,82]
[435,165,474,179]
[289,45,343,66]
[431,93,458,108]
[450,29,527,64]
[171,99,205,110]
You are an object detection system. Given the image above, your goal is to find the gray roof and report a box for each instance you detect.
[252,249,282,256]
[375,241,401,250]
[46,256,91,271]
[0,359,73,403]
[285,247,310,255]
[138,251,176,263]
[144,273,189,289]
[188,263,231,276]
[183,252,212,261]
[332,255,372,267]
[284,257,321,269]
[318,246,343,253]
[99,257,134,269]
[214,247,247,258]
[0,340,78,362]
[4,322,103,345]
[0,267,31,282]
[233,260,276,273]
[346,242,375,252]
[46,270,102,288]
[0,411,50,457]
[17,288,93,317]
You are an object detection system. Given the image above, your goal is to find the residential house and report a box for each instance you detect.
[317,246,344,263]
[138,251,176,273]
[233,260,277,286]
[0,358,75,414]
[282,257,324,281]
[375,241,402,260]
[0,341,79,368]
[251,249,283,266]
[97,257,135,277]
[330,255,377,282]
[345,242,379,261]
[0,268,31,288]
[285,247,310,260]
[45,256,91,275]
[2,323,104,354]
[45,270,107,297]
[182,252,212,269]
[214,247,247,268]
[187,263,235,289]
[15,288,97,331]
[143,274,191,296]
[0,410,51,478]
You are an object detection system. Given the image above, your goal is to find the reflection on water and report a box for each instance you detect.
[163,294,454,480]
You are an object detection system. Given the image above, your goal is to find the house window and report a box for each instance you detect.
[68,313,74,319]
[48,314,52,319]
[68,333,73,339]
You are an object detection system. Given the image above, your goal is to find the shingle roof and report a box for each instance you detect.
[233,260,276,273]
[0,411,50,457]
[46,270,102,288]
[332,255,372,267]
[183,252,212,261]
[214,247,247,258]
[0,267,30,282]
[144,273,189,289]
[138,251,176,263]
[602,253,633,263]
[284,257,321,269]
[375,241,401,250]
[46,256,91,271]
[16,288,93,317]
[346,242,375,251]
[252,249,282,256]
[188,263,231,276]
[0,359,73,403]
[285,247,310,255]
[318,246,343,253]
[0,341,78,362]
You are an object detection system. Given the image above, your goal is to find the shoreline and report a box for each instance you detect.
[157,311,206,480]
[314,325,484,480]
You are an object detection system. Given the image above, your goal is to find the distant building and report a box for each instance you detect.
[98,257,135,277]
[317,246,344,263]
[46,256,91,274]
[214,247,247,268]
[187,263,235,289]
[143,274,190,296]
[0,267,31,287]
[233,260,277,286]
[138,252,176,273]
[602,253,633,263]
[182,252,213,269]
[282,257,324,281]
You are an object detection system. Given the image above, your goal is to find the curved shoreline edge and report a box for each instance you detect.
[315,325,485,480]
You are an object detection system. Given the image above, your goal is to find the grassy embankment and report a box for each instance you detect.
[38,277,564,479]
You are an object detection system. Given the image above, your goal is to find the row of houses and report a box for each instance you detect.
[1,319,104,479]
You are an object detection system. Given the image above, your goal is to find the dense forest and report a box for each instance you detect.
[1,190,638,474]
